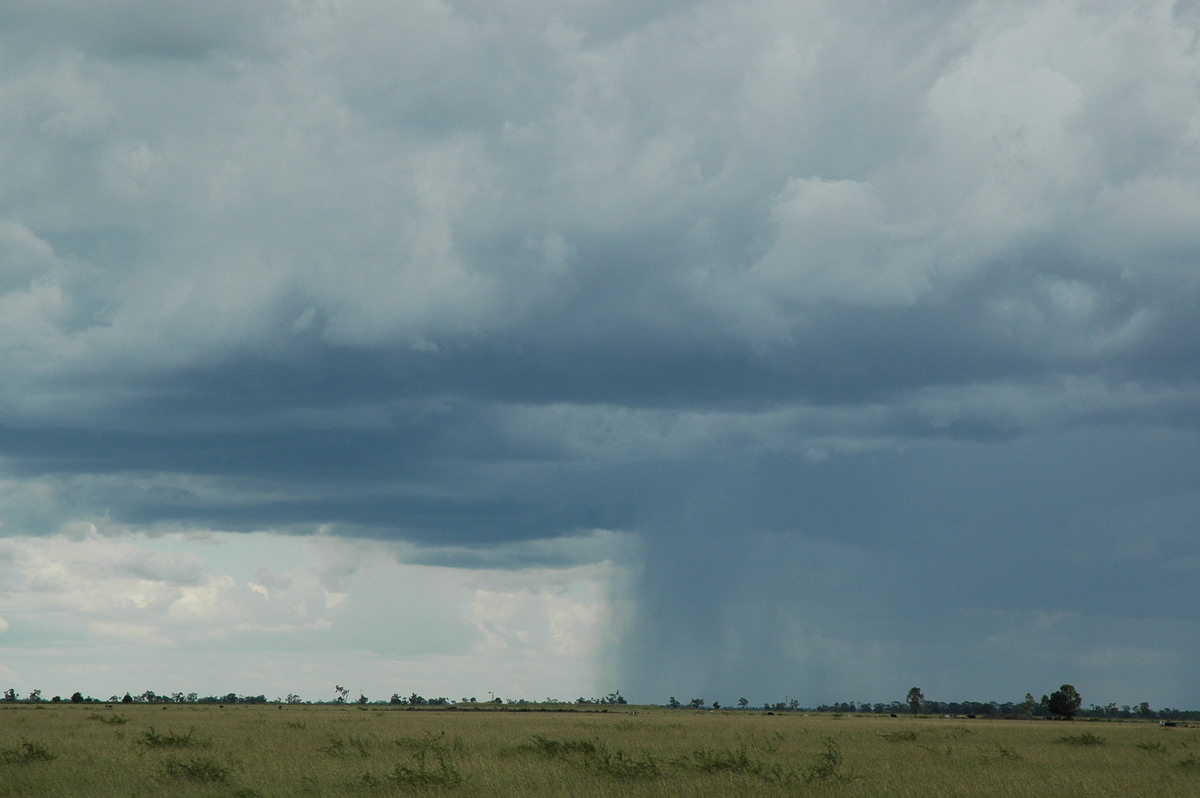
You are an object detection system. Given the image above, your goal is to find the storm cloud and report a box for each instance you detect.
[1,0,1198,706]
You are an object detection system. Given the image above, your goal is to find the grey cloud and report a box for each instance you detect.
[0,0,283,61]
[1,0,1199,704]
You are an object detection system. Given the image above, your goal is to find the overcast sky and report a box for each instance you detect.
[1,0,1199,708]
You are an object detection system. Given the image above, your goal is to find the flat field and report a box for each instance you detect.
[2,703,1198,797]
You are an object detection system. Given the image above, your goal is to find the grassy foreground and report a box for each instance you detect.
[2,703,1198,796]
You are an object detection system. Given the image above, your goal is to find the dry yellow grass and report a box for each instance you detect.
[1,703,1198,796]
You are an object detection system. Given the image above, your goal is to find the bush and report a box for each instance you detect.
[805,738,856,784]
[139,727,200,748]
[87,713,129,725]
[0,740,55,764]
[880,730,920,742]
[523,734,660,780]
[384,750,462,787]
[159,756,231,783]
[1058,732,1105,746]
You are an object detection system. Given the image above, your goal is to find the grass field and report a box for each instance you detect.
[2,703,1198,796]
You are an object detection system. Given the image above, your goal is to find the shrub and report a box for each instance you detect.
[805,738,856,784]
[686,746,763,775]
[318,733,373,758]
[588,747,661,780]
[139,727,200,748]
[385,750,462,787]
[522,734,660,780]
[394,730,463,755]
[524,735,598,758]
[159,756,231,782]
[880,730,920,742]
[0,740,55,764]
[87,713,130,725]
[1058,732,1105,746]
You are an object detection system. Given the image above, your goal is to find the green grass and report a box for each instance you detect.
[1,703,1198,796]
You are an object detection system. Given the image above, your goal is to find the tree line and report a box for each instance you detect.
[4,684,1197,720]
[0,687,629,707]
[659,685,1200,721]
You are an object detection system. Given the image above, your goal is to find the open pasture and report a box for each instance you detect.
[2,703,1198,797]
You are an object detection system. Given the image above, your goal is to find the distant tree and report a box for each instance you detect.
[667,696,680,708]
[602,690,627,705]
[3,688,14,702]
[738,697,749,709]
[711,701,720,710]
[122,693,133,704]
[1137,701,1154,719]
[689,698,705,709]
[71,692,84,704]
[28,689,41,702]
[334,685,349,703]
[1042,685,1082,719]
[906,687,924,714]
[51,695,61,703]
[358,692,369,705]
[390,694,404,705]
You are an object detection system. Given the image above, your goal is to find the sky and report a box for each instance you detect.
[1,0,1199,709]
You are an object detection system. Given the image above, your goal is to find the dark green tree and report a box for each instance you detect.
[70,692,84,704]
[1041,685,1082,719]
[667,696,680,708]
[906,687,924,714]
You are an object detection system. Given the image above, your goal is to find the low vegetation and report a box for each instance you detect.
[0,703,1198,796]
